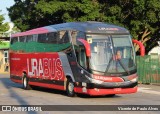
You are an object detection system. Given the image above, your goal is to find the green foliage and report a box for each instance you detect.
[36,0,101,22]
[0,12,9,33]
[8,0,160,53]
[0,12,9,44]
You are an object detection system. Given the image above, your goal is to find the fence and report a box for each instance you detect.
[136,54,160,84]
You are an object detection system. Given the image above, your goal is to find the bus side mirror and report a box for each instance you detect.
[77,39,91,57]
[132,39,145,57]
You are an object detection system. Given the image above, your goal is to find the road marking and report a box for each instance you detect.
[138,87,160,95]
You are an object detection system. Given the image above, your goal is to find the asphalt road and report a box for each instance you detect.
[0,73,160,114]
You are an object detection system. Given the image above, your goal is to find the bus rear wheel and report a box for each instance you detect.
[66,78,75,97]
[23,75,32,90]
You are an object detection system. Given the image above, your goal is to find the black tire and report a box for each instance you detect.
[22,74,32,90]
[66,78,75,97]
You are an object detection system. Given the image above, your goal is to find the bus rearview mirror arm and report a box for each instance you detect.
[132,39,145,57]
[77,39,91,57]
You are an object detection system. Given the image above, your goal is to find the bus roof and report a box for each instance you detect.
[12,22,129,37]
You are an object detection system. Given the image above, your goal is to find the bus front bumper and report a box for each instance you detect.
[74,86,137,96]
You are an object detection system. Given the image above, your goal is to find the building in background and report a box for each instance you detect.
[0,22,17,73]
[0,39,10,73]
[148,41,160,55]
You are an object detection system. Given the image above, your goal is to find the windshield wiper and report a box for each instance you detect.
[117,59,130,75]
[104,57,130,75]
[104,57,113,75]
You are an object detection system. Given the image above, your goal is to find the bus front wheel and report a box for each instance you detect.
[66,78,75,97]
[23,75,32,90]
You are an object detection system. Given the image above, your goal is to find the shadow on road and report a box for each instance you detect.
[0,74,37,114]
[1,74,122,101]
[75,93,122,99]
[29,86,122,99]
[31,86,67,96]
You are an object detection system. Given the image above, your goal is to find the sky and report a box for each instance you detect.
[0,0,15,22]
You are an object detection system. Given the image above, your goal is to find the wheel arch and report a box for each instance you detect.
[65,73,75,82]
[64,74,75,90]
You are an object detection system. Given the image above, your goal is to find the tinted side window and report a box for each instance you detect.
[11,37,18,44]
[76,31,85,39]
[71,31,88,69]
[58,31,70,44]
[19,36,26,42]
[38,34,47,43]
[33,34,38,42]
[26,35,33,42]
[38,33,57,43]
[47,32,57,43]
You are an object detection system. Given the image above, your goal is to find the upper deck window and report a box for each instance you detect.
[11,37,18,44]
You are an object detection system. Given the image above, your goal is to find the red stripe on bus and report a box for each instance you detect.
[74,86,137,96]
[92,74,124,82]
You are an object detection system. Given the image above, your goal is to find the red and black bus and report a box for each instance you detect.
[10,22,139,97]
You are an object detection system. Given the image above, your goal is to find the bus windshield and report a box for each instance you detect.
[87,34,136,75]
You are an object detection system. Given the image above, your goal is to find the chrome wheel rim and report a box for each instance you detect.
[68,82,74,93]
[23,77,27,88]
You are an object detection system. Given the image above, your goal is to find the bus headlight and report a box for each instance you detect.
[130,77,138,82]
[85,75,103,84]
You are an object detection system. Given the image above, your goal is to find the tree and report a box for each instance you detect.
[8,0,39,31]
[8,0,160,53]
[0,11,9,35]
[97,0,160,53]
[36,0,102,22]
[0,11,10,44]
[8,0,103,31]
